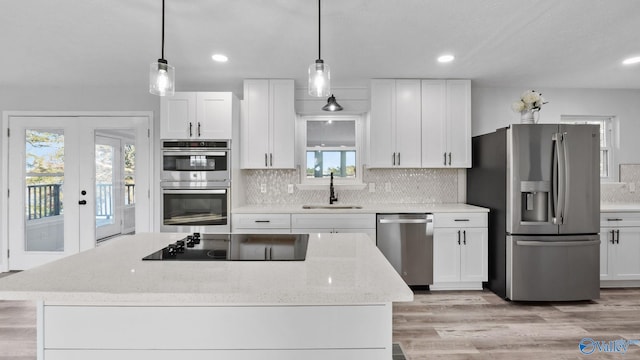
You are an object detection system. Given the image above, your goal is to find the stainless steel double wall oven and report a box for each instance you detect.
[160,140,230,233]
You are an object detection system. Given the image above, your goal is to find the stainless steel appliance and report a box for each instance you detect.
[160,182,230,233]
[160,140,231,233]
[162,140,230,183]
[376,213,434,286]
[142,233,309,261]
[467,124,600,301]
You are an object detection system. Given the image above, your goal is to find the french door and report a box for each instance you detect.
[95,134,123,240]
[6,115,151,270]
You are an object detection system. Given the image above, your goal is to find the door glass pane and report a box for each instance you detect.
[124,144,135,205]
[25,129,64,252]
[95,143,115,228]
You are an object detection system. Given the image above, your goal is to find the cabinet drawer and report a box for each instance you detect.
[233,213,291,229]
[600,212,640,227]
[434,212,487,228]
[291,214,375,229]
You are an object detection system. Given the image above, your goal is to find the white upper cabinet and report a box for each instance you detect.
[241,79,295,169]
[369,79,421,168]
[160,92,235,139]
[421,79,471,168]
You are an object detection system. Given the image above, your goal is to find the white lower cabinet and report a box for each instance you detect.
[232,213,291,234]
[432,212,488,290]
[600,212,640,286]
[291,214,377,243]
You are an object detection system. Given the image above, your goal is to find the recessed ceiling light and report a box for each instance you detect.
[622,56,640,65]
[211,54,229,63]
[437,54,455,63]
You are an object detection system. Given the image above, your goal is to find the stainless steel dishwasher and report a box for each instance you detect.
[376,213,434,286]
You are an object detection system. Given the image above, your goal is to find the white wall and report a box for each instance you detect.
[472,86,640,166]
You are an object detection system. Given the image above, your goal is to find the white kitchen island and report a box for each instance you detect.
[0,232,413,360]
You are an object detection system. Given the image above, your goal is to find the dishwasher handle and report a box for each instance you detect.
[378,218,430,224]
[378,215,434,236]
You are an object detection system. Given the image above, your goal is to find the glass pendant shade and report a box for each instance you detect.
[149,59,175,96]
[308,59,330,97]
[322,94,343,111]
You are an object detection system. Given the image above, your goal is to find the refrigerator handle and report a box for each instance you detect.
[561,132,570,225]
[551,133,560,224]
[552,132,566,225]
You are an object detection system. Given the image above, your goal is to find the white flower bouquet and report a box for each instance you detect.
[511,90,547,113]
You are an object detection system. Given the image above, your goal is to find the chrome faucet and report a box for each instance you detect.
[329,172,338,204]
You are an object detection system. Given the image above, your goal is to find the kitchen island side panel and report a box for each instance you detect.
[467,128,507,298]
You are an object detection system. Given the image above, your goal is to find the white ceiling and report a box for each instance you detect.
[2,0,639,94]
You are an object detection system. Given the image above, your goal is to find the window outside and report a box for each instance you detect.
[304,119,358,181]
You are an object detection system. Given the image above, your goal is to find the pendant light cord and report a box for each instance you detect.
[318,0,321,60]
[161,0,165,60]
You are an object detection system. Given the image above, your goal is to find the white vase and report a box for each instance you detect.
[520,109,535,124]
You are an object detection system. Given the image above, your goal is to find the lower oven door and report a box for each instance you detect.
[161,187,230,233]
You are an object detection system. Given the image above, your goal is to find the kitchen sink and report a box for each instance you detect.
[302,204,363,209]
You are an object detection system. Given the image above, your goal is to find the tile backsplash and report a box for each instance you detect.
[601,164,640,203]
[242,168,459,205]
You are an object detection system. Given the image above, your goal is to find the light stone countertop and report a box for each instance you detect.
[601,203,640,212]
[233,203,489,214]
[0,232,413,306]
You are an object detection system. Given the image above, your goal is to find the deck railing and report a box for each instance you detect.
[27,184,61,220]
[27,183,135,220]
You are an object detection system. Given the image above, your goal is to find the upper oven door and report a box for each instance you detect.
[162,150,229,182]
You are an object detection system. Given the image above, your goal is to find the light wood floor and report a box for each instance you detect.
[1,288,640,359]
[393,288,640,359]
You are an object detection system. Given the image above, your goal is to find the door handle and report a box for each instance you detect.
[444,152,447,166]
[457,230,461,245]
[264,153,268,167]
[448,152,452,166]
[392,152,396,166]
[189,122,193,137]
[270,153,273,167]
[197,122,201,137]
[616,230,620,244]
[463,230,466,245]
[397,152,401,166]
[610,230,615,244]
[78,200,87,205]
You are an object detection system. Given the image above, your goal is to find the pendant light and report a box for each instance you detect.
[322,94,343,111]
[308,0,330,97]
[149,0,175,96]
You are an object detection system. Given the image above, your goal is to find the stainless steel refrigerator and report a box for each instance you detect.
[467,124,600,301]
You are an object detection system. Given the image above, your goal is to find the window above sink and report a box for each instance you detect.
[297,115,364,186]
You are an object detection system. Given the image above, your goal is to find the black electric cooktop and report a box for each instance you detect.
[142,233,309,261]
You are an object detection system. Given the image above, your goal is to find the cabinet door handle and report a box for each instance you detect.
[269,247,273,260]
[254,220,271,223]
[444,152,447,166]
[392,152,396,166]
[398,152,401,166]
[457,230,461,245]
[197,122,201,137]
[607,218,623,221]
[448,152,452,166]
[264,153,268,167]
[270,153,273,167]
[189,122,193,137]
[264,247,268,260]
[616,230,620,244]
[454,219,470,222]
[610,230,615,244]
[463,230,466,245]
